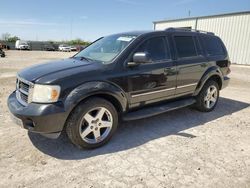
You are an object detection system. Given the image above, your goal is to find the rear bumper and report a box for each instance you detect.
[8,92,68,135]
[221,76,230,89]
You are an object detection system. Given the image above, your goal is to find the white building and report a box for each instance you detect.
[153,11,250,65]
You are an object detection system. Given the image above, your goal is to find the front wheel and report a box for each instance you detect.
[195,80,219,112]
[66,97,118,149]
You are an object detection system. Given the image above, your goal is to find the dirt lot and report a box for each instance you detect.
[0,50,250,188]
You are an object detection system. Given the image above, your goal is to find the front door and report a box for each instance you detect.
[126,36,177,106]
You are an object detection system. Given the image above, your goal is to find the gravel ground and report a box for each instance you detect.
[0,50,250,188]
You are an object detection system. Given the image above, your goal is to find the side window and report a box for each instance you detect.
[201,36,225,56]
[135,37,170,61]
[174,36,197,58]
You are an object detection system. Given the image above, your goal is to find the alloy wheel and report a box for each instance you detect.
[204,85,218,109]
[79,107,113,144]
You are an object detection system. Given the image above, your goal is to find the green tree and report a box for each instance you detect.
[68,38,90,46]
[7,36,20,42]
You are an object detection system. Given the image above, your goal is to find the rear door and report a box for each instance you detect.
[172,34,208,96]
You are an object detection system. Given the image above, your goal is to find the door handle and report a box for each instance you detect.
[164,67,176,76]
[164,67,175,72]
[164,67,171,72]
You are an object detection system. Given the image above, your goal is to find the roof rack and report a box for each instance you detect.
[165,27,215,35]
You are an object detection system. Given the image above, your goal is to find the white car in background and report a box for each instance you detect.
[70,46,77,51]
[58,44,71,52]
[15,40,30,50]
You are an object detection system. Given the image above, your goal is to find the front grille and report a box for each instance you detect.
[19,82,29,93]
[16,76,33,106]
[20,91,28,102]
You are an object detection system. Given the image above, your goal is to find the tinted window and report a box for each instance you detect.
[201,36,225,56]
[135,37,169,61]
[174,36,197,58]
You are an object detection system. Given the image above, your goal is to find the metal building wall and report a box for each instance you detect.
[154,19,196,30]
[154,13,250,65]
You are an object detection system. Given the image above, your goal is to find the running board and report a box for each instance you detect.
[123,98,196,121]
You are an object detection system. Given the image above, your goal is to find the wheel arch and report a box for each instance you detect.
[194,66,223,96]
[64,81,128,119]
[80,93,124,114]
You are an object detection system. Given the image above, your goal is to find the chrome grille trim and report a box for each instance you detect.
[16,75,34,106]
[19,88,29,95]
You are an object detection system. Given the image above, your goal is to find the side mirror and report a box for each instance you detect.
[127,52,151,67]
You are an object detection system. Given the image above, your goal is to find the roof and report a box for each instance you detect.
[110,28,215,37]
[106,30,172,38]
[110,31,151,36]
[153,11,250,24]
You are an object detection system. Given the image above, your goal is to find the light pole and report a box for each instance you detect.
[70,18,73,40]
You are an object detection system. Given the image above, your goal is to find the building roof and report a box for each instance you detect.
[153,11,250,24]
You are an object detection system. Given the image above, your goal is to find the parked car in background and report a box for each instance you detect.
[43,44,56,51]
[15,40,30,50]
[0,49,5,57]
[70,46,77,51]
[58,44,71,52]
[8,28,231,149]
[0,43,10,50]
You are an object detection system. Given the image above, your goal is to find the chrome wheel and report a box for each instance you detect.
[204,85,218,109]
[79,107,113,144]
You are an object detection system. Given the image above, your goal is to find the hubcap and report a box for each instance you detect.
[79,107,113,144]
[204,85,218,109]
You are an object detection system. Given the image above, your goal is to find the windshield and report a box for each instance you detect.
[75,34,137,63]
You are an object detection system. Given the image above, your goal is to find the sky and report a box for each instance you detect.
[0,0,249,41]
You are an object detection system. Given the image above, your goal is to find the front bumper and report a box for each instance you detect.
[221,76,230,89]
[8,92,68,135]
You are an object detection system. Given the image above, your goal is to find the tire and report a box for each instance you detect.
[195,80,219,112]
[66,97,118,149]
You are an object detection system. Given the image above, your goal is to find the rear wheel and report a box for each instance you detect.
[195,80,219,112]
[66,97,118,149]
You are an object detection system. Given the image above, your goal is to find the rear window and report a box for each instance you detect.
[174,36,197,58]
[201,36,225,56]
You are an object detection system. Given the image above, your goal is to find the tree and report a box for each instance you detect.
[7,36,20,42]
[68,38,90,46]
[1,33,11,41]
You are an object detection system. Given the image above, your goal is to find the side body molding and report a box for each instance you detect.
[193,66,223,96]
[64,81,128,113]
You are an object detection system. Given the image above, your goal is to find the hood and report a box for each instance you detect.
[18,58,102,83]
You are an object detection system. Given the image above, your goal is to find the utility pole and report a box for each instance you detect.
[70,18,73,40]
[188,10,191,17]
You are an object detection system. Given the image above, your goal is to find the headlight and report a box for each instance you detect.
[31,84,61,103]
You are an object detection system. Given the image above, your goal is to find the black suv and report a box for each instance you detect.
[8,28,230,149]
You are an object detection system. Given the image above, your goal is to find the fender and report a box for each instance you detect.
[64,81,128,113]
[193,66,223,96]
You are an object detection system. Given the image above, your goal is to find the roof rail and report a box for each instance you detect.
[165,27,215,35]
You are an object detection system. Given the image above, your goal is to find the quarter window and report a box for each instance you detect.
[174,36,197,58]
[201,36,225,56]
[135,37,169,61]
